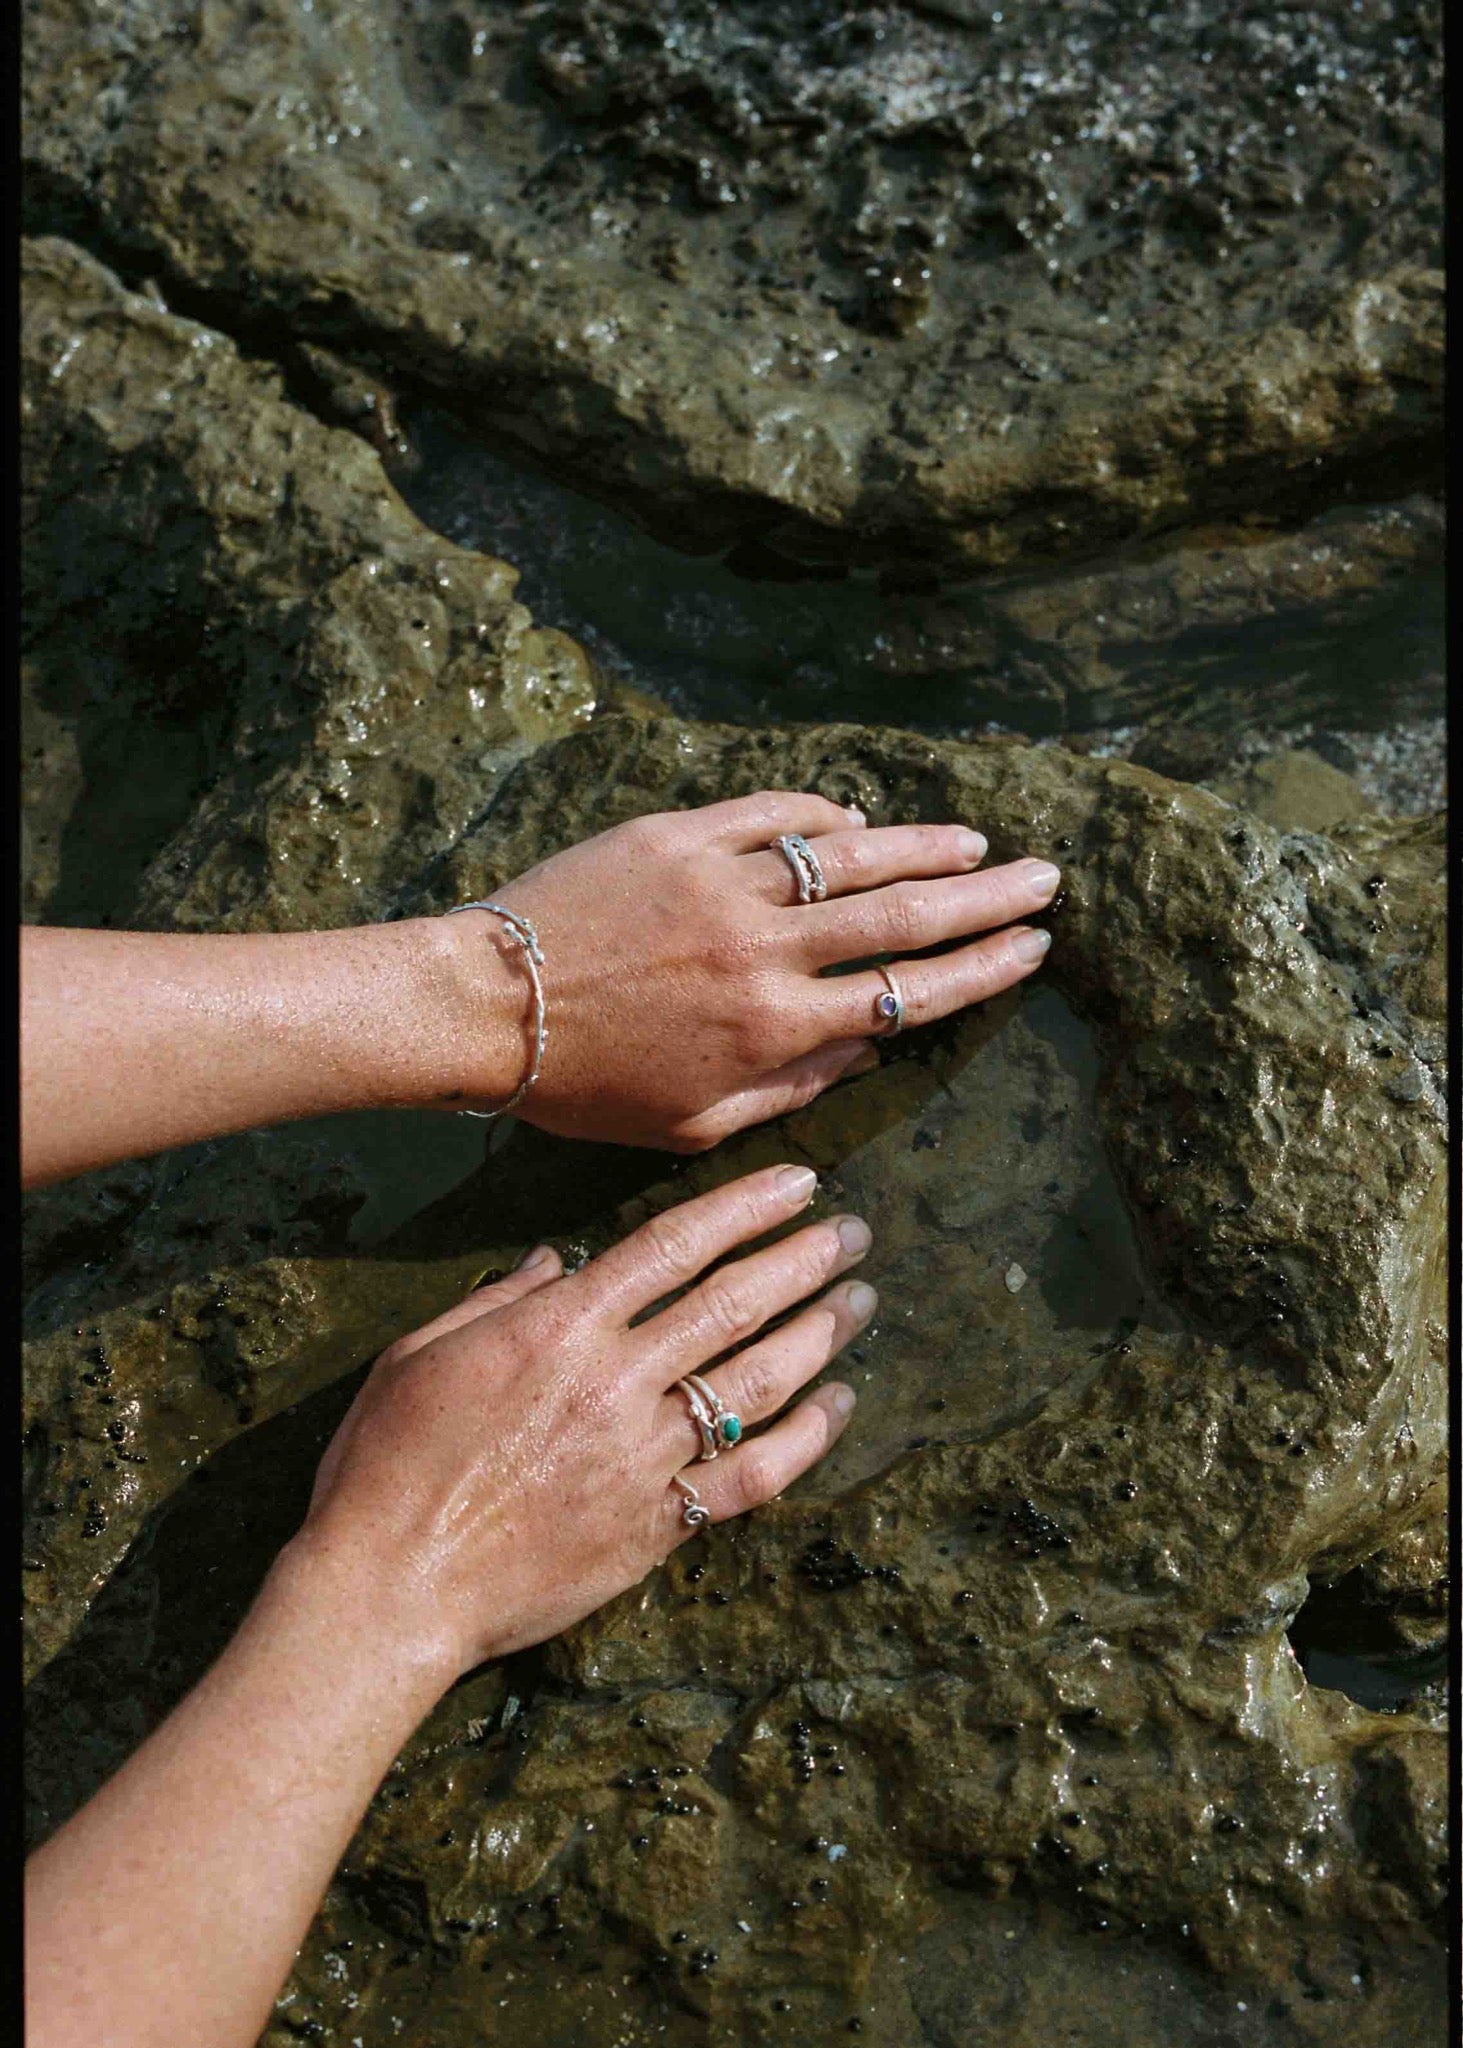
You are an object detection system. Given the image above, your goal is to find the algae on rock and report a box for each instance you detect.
[21,233,597,934]
[24,703,1447,2046]
[21,0,1443,575]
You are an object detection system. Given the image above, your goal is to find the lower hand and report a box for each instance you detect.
[449,790,1059,1148]
[297,1163,871,1680]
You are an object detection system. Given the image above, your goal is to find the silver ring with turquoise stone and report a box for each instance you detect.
[681,1373,744,1458]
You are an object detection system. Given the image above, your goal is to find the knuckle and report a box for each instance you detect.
[884,883,929,949]
[702,1271,758,1340]
[665,1122,719,1156]
[628,809,680,852]
[731,1352,779,1415]
[728,975,788,1061]
[640,1208,702,1280]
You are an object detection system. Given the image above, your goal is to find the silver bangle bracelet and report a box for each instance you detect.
[445,900,546,1121]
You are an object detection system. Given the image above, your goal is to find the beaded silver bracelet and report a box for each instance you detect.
[445,900,546,1121]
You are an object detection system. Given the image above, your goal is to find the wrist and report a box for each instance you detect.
[388,911,523,1112]
[256,1525,462,1723]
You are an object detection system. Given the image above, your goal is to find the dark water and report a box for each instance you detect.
[398,406,1445,761]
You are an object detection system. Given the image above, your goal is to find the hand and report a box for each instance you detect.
[298,1163,871,1680]
[449,790,1059,1148]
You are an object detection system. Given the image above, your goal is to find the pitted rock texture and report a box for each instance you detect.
[22,0,1443,575]
[21,234,597,933]
[24,713,1447,2047]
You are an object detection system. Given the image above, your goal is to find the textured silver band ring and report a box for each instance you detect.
[874,964,905,1036]
[673,1476,711,1530]
[684,1372,744,1450]
[677,1378,720,1461]
[771,833,827,905]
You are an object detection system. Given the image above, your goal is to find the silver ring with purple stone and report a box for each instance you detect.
[874,965,905,1036]
[771,833,827,905]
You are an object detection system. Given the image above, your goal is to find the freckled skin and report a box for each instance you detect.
[21,788,1058,2046]
[25,1164,877,2048]
[21,789,1057,1184]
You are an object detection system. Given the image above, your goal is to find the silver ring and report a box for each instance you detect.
[874,965,905,1035]
[673,1476,710,1530]
[684,1372,744,1450]
[771,833,827,905]
[678,1378,720,1460]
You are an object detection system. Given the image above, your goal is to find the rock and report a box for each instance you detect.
[21,1,1443,577]
[24,707,1447,2042]
[399,406,1446,743]
[21,234,597,932]
[1212,748,1380,834]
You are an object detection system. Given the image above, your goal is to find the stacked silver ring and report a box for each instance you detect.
[771,833,828,904]
[677,1373,744,1459]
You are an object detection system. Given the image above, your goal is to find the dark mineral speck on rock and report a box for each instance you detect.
[19,4,1449,2043]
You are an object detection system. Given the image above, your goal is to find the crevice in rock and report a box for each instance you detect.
[1288,1574,1448,1714]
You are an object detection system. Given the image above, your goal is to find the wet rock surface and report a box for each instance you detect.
[22,0,1444,574]
[24,710,1447,2046]
[21,235,597,934]
[20,5,1448,2039]
[402,404,1446,748]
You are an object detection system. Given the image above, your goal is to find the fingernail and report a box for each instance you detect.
[831,1384,857,1417]
[842,1043,881,1077]
[1020,859,1062,897]
[847,1281,878,1321]
[958,828,988,864]
[837,1216,872,1255]
[1012,927,1053,963]
[520,1243,557,1270]
[844,805,867,827]
[777,1164,818,1202]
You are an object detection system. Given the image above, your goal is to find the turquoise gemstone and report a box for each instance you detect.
[721,1414,743,1445]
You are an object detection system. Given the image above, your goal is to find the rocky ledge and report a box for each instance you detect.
[22,0,1443,575]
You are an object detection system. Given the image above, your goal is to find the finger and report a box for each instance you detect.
[669,1038,879,1151]
[385,1245,563,1362]
[798,857,1061,969]
[581,1162,820,1322]
[673,1384,857,1531]
[638,1213,872,1384]
[826,925,1053,1039]
[680,789,865,852]
[658,1279,876,1467]
[741,822,987,906]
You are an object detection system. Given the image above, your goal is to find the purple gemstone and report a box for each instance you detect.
[876,992,898,1018]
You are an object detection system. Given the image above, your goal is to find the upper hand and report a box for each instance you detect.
[454,790,1059,1148]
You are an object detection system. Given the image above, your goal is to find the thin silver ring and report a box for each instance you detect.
[874,965,905,1036]
[677,1378,720,1461]
[771,834,827,905]
[673,1476,711,1530]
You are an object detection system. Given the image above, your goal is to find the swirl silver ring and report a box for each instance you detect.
[771,833,828,905]
[677,1374,744,1460]
[874,965,905,1036]
[673,1476,711,1530]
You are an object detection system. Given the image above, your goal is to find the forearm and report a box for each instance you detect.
[25,1534,455,2048]
[20,917,516,1186]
